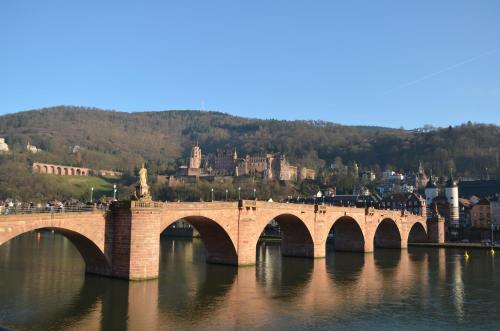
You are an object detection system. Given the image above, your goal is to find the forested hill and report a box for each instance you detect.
[0,106,499,178]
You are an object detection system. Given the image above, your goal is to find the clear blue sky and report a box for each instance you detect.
[1,0,499,128]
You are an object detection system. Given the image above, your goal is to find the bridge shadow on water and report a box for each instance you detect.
[157,237,237,320]
[256,241,314,302]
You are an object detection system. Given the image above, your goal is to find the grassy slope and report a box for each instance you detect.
[32,175,120,201]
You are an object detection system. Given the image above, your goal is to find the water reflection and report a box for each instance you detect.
[2,233,500,330]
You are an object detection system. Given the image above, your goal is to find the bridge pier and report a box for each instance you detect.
[109,201,163,280]
[427,215,445,244]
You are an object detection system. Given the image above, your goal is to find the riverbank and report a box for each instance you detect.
[409,242,499,250]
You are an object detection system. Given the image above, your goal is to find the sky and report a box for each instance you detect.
[1,0,499,128]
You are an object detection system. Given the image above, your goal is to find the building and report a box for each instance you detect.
[361,170,376,182]
[0,138,9,153]
[400,183,415,193]
[269,154,297,181]
[458,198,472,228]
[470,198,491,230]
[382,170,404,181]
[179,144,305,181]
[299,167,316,180]
[491,196,500,231]
[379,192,426,217]
[26,142,41,153]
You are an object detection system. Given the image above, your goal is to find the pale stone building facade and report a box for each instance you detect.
[0,138,9,153]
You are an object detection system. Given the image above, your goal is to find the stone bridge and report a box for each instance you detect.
[0,200,444,280]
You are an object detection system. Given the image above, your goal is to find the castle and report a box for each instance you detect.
[179,144,315,181]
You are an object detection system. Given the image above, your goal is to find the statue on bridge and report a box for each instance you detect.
[133,163,151,201]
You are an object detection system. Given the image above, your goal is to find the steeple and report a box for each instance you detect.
[426,169,436,188]
[446,168,457,187]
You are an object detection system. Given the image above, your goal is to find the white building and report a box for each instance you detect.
[0,138,9,153]
[382,170,405,181]
[400,183,415,193]
[27,142,42,153]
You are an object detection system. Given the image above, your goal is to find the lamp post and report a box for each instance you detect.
[491,222,495,247]
[113,184,117,201]
[225,189,228,201]
[253,188,256,200]
[211,188,214,202]
[238,187,241,200]
[90,187,94,203]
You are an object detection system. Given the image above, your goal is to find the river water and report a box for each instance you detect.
[1,232,500,331]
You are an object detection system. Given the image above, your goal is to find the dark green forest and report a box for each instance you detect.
[0,106,499,201]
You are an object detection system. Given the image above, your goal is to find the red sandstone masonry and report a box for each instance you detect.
[0,200,437,280]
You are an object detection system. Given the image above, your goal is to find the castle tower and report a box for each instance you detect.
[189,144,202,169]
[445,171,459,227]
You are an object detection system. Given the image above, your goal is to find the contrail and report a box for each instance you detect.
[380,47,500,96]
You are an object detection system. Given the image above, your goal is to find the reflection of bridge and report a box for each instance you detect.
[0,200,444,280]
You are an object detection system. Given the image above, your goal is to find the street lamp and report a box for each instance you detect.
[225,189,228,201]
[253,188,256,200]
[211,188,214,202]
[113,184,117,201]
[491,222,495,247]
[90,187,94,203]
[238,187,241,200]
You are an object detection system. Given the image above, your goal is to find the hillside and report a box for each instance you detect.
[0,106,499,201]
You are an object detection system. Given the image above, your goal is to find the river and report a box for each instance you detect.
[1,231,499,330]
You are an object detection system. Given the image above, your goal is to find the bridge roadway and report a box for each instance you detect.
[0,200,444,280]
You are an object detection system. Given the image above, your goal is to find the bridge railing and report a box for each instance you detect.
[0,205,108,216]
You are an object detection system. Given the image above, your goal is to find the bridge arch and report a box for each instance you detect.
[408,222,428,243]
[161,216,238,265]
[0,226,111,276]
[329,216,365,252]
[374,218,402,249]
[255,213,315,259]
